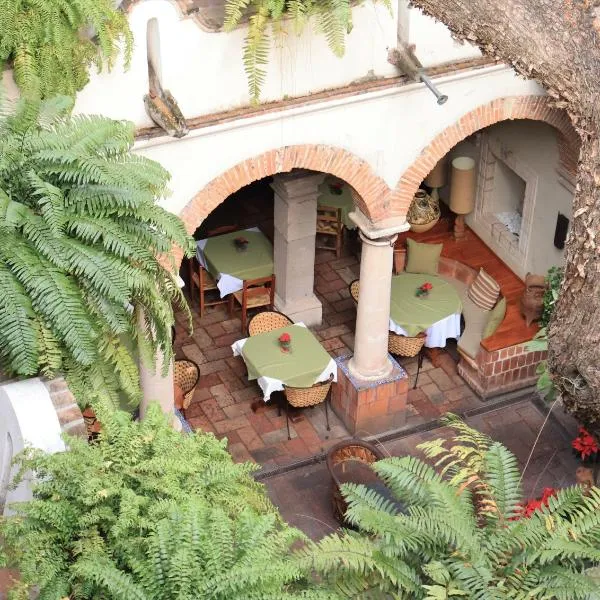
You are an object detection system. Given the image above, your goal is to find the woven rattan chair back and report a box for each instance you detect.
[349,279,359,303]
[282,375,333,439]
[174,359,200,410]
[388,332,426,389]
[247,311,293,337]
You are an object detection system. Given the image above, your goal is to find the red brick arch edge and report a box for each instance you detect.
[387,95,581,217]
[177,143,390,240]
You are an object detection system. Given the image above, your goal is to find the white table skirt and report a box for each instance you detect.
[231,323,338,401]
[196,227,260,298]
[389,312,461,348]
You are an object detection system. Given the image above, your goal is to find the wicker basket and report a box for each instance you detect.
[388,331,426,357]
[247,311,293,336]
[284,376,332,409]
[174,359,200,410]
[349,279,359,303]
[326,440,385,526]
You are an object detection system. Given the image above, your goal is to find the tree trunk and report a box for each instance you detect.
[406,0,600,425]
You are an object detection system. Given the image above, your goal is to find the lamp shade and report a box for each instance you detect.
[449,157,476,215]
[424,158,446,188]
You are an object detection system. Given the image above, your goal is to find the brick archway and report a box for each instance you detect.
[388,95,581,217]
[176,144,391,266]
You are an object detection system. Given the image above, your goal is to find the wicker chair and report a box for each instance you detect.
[283,375,333,440]
[174,359,200,411]
[388,332,426,388]
[247,310,293,337]
[349,279,359,303]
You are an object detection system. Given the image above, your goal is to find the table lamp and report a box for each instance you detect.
[424,158,446,205]
[449,156,476,240]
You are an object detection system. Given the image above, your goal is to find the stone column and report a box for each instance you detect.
[137,311,180,431]
[348,232,397,380]
[271,171,325,326]
[330,209,411,435]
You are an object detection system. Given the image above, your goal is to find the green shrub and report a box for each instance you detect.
[541,265,564,328]
[0,405,336,599]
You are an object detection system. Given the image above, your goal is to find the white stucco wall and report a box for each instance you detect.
[132,64,543,218]
[65,0,481,127]
[470,121,572,276]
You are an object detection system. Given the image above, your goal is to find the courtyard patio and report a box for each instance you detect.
[174,184,545,473]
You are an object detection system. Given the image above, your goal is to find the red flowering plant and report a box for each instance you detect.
[415,282,433,298]
[278,332,291,352]
[572,426,600,461]
[511,487,557,520]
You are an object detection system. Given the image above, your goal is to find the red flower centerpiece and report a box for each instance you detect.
[329,181,344,195]
[416,282,433,298]
[278,332,291,352]
[234,236,249,252]
[572,427,599,462]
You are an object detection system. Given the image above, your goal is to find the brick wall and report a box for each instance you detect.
[458,342,546,399]
[43,378,87,439]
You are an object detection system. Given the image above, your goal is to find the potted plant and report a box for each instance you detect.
[572,426,600,464]
[278,332,292,352]
[415,282,433,298]
[234,236,249,251]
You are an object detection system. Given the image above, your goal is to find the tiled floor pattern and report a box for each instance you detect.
[263,397,580,540]
[175,244,488,471]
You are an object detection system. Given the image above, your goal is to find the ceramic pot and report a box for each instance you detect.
[407,190,440,233]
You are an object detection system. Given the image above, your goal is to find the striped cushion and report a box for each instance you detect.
[468,268,500,310]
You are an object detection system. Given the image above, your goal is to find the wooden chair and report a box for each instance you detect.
[174,359,200,413]
[316,205,344,258]
[349,279,359,304]
[388,332,427,389]
[188,225,239,316]
[247,310,293,337]
[283,375,333,440]
[228,275,276,333]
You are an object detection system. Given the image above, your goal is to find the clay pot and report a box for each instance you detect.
[519,272,547,326]
[407,190,440,233]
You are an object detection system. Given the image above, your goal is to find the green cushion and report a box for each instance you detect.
[483,297,506,339]
[405,239,443,275]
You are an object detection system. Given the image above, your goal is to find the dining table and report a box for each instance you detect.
[231,323,337,401]
[196,227,273,297]
[317,179,356,230]
[389,273,462,348]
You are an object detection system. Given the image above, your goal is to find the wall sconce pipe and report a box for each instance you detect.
[419,72,448,105]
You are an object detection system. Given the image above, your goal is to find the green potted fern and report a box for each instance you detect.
[304,414,600,599]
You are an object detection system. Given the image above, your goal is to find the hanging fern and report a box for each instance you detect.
[0,0,132,98]
[224,0,392,103]
[302,414,600,599]
[0,91,195,410]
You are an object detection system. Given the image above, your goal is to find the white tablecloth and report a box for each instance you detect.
[231,323,338,401]
[196,227,260,298]
[389,312,461,348]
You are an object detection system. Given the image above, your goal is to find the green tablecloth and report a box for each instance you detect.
[317,180,356,230]
[203,229,273,281]
[242,325,332,388]
[390,273,462,336]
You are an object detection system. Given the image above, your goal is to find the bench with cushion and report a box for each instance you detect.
[436,257,506,363]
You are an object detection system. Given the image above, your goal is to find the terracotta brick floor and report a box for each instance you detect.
[263,397,580,540]
[175,243,489,472]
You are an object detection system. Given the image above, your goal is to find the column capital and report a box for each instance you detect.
[270,171,326,201]
[349,208,410,240]
[358,230,397,247]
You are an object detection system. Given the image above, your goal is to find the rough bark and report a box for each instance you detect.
[407,0,600,426]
